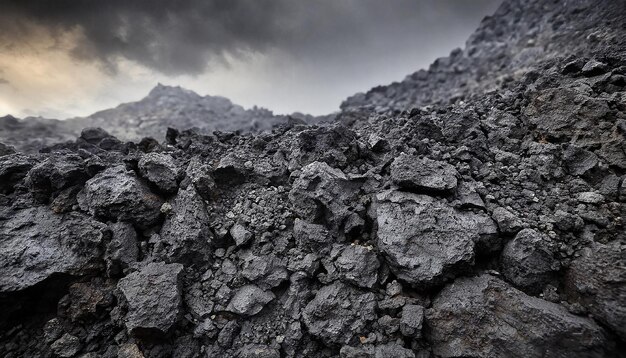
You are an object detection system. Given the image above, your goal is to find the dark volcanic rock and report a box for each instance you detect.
[77,165,163,228]
[390,154,458,192]
[426,274,610,358]
[0,207,107,292]
[117,262,184,335]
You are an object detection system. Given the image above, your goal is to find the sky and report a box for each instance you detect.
[0,0,502,119]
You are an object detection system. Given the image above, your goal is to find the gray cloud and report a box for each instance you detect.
[0,0,501,75]
[0,78,9,85]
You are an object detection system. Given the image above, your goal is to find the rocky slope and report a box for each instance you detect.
[0,85,328,153]
[1,0,625,357]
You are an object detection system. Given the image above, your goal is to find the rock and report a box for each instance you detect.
[0,142,15,156]
[492,206,523,235]
[501,229,557,293]
[50,333,81,358]
[390,154,458,192]
[581,59,608,76]
[80,127,112,144]
[576,191,604,204]
[230,222,253,247]
[565,242,626,340]
[289,161,360,231]
[563,146,598,176]
[117,262,184,335]
[213,153,248,185]
[293,219,333,251]
[302,281,377,345]
[117,343,145,358]
[236,344,281,358]
[333,245,380,288]
[77,165,163,228]
[217,320,240,347]
[340,343,415,358]
[426,274,610,358]
[0,153,35,193]
[138,152,180,193]
[400,304,424,338]
[159,185,212,263]
[376,190,496,286]
[225,285,275,316]
[26,154,88,200]
[105,222,138,277]
[0,207,106,292]
[66,281,111,322]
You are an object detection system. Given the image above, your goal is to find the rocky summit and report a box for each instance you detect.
[1,0,625,357]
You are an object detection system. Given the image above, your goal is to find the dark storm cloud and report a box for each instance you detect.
[0,0,501,75]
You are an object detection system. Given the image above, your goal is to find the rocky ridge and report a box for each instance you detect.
[1,0,625,357]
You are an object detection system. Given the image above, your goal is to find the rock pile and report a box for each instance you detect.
[0,0,625,357]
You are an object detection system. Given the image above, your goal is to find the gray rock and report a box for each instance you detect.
[334,245,380,288]
[581,59,608,76]
[293,219,333,251]
[117,262,184,335]
[230,222,252,247]
[376,190,496,286]
[563,146,598,176]
[289,161,360,231]
[138,152,180,193]
[0,207,106,292]
[77,165,163,228]
[390,154,458,192]
[426,274,610,358]
[565,242,626,341]
[159,186,212,263]
[226,285,275,316]
[302,281,377,345]
[50,333,81,358]
[340,343,415,358]
[26,154,87,199]
[492,206,523,235]
[576,191,604,204]
[105,222,138,277]
[0,153,35,193]
[501,228,557,293]
[400,304,424,338]
[236,344,281,358]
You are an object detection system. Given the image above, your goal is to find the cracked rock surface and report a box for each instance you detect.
[0,0,625,357]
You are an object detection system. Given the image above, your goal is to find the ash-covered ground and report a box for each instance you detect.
[1,0,625,357]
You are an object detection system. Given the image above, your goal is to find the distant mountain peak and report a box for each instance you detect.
[147,83,200,99]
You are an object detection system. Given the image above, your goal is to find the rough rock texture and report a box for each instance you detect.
[0,0,625,357]
[117,262,184,335]
[426,274,610,358]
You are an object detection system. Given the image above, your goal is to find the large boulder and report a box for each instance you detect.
[565,242,626,341]
[289,161,360,231]
[77,165,163,228]
[138,152,180,193]
[500,228,558,293]
[117,262,184,335]
[390,154,458,192]
[0,207,107,292]
[376,190,497,286]
[426,274,610,358]
[159,185,212,263]
[302,281,377,345]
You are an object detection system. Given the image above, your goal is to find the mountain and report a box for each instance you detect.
[0,84,332,152]
[0,0,625,357]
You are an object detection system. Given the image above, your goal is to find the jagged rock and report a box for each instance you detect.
[117,262,184,335]
[302,281,377,345]
[213,153,249,185]
[376,190,496,286]
[492,206,523,235]
[563,146,598,176]
[230,222,252,247]
[105,222,138,277]
[0,207,106,292]
[293,219,333,251]
[332,245,380,288]
[426,274,610,358]
[236,344,281,358]
[565,242,626,341]
[581,59,608,76]
[576,191,604,204]
[77,165,163,228]
[50,333,81,357]
[117,343,145,358]
[138,152,180,193]
[390,154,458,192]
[225,285,275,316]
[289,161,360,231]
[399,304,424,339]
[0,153,35,193]
[501,229,558,293]
[339,343,415,358]
[159,185,212,263]
[26,154,88,200]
